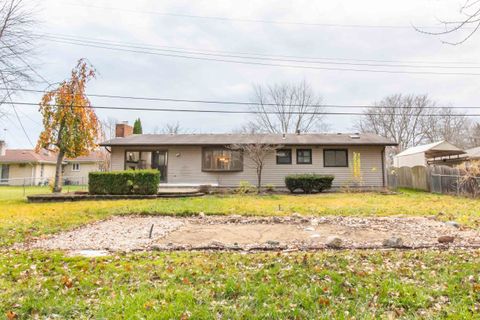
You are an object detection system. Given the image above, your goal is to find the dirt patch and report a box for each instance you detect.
[20,215,480,252]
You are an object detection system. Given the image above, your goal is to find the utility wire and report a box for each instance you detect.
[40,32,480,66]
[10,101,480,117]
[4,88,480,110]
[44,38,480,76]
[40,34,480,70]
[62,3,452,30]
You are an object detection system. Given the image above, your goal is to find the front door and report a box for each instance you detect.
[151,151,167,182]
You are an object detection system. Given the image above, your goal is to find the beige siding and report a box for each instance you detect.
[393,152,426,168]
[0,163,56,185]
[64,162,101,184]
[109,145,386,187]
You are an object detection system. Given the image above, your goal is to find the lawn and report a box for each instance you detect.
[1,186,480,318]
[1,250,479,319]
[0,186,479,247]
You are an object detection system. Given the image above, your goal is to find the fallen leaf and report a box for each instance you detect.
[318,297,330,306]
[6,311,17,320]
[61,275,73,288]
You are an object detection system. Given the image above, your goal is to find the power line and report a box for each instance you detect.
[10,101,480,117]
[5,88,480,110]
[43,38,480,76]
[40,34,480,70]
[62,3,452,30]
[41,32,480,66]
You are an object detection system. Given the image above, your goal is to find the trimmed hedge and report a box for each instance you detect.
[89,170,160,195]
[285,174,334,194]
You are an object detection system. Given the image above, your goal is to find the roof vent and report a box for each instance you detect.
[349,134,361,139]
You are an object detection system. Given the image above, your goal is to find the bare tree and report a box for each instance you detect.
[471,122,480,147]
[99,117,118,141]
[0,0,37,106]
[355,94,434,151]
[423,107,473,148]
[229,140,281,189]
[153,122,192,134]
[415,0,480,44]
[247,80,326,134]
[356,94,476,156]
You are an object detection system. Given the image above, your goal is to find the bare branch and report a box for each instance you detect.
[0,0,38,112]
[415,0,480,44]
[247,80,325,134]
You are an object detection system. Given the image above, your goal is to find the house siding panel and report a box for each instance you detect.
[109,145,385,187]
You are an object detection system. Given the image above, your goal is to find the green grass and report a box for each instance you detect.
[1,250,479,319]
[0,186,479,247]
[1,186,480,318]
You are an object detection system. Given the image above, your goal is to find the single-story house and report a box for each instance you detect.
[0,140,106,186]
[100,123,397,188]
[393,141,466,168]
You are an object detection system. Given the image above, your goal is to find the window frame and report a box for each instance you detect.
[323,149,349,167]
[72,163,80,172]
[0,164,9,183]
[296,148,312,165]
[276,148,292,165]
[201,147,243,172]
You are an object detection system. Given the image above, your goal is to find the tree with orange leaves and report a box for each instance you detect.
[36,59,99,193]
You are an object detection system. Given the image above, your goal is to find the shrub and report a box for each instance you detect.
[264,184,275,192]
[236,180,257,194]
[285,174,334,194]
[89,170,160,195]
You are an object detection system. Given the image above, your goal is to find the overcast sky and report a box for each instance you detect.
[2,0,480,148]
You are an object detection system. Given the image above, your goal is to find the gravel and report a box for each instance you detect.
[19,215,480,253]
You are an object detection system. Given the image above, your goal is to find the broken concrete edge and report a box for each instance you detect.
[26,192,205,203]
[12,243,480,256]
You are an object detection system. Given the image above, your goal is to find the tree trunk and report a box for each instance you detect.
[256,165,262,191]
[53,149,65,193]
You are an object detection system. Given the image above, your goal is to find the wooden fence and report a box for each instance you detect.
[387,165,479,196]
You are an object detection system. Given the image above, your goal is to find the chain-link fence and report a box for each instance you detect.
[0,176,88,196]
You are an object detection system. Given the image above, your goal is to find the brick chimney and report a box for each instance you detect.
[0,140,5,156]
[115,121,133,138]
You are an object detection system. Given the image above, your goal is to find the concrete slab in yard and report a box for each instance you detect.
[19,215,480,253]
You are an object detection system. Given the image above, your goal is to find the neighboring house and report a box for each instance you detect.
[0,140,106,186]
[393,141,466,168]
[64,151,108,185]
[100,123,397,188]
[0,142,57,186]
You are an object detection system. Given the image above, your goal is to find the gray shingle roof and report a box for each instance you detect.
[100,133,397,146]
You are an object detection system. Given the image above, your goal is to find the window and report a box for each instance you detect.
[0,164,9,183]
[276,149,292,164]
[40,164,45,178]
[202,148,243,172]
[296,149,312,164]
[324,149,348,167]
[72,163,80,171]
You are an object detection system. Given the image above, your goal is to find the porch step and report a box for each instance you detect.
[157,192,205,198]
[157,187,203,195]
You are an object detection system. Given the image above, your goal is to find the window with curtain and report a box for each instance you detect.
[324,149,348,167]
[202,148,243,171]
